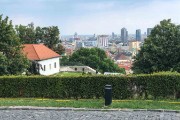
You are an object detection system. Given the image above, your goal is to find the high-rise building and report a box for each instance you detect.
[121,28,128,43]
[97,35,109,48]
[136,29,141,41]
[74,32,78,39]
[93,34,96,38]
[147,28,153,36]
[129,41,141,56]
[112,32,115,39]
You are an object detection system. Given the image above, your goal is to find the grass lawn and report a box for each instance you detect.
[52,72,84,77]
[0,98,180,110]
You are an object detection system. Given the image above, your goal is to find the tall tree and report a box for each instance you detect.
[0,15,30,75]
[16,24,61,52]
[69,48,125,74]
[35,26,44,43]
[15,22,36,44]
[0,53,8,75]
[42,26,60,50]
[54,44,65,55]
[132,19,180,73]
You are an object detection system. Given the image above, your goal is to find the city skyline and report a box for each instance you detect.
[1,0,180,35]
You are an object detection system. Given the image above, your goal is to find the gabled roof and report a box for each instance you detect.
[114,53,130,61]
[118,62,132,71]
[23,44,60,61]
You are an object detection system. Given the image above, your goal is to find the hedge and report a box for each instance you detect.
[0,72,179,99]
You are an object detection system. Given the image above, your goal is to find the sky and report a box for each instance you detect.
[1,0,180,35]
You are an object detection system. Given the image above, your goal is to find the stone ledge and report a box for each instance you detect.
[0,106,179,113]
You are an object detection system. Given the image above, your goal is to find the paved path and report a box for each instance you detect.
[0,109,180,120]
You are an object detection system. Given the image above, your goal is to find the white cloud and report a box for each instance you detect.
[63,0,180,35]
[77,2,115,11]
[10,15,43,26]
[2,0,180,35]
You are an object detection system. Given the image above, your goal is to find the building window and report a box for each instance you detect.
[49,64,51,70]
[44,65,46,71]
[54,62,56,68]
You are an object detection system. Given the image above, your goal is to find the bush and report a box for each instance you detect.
[0,72,179,99]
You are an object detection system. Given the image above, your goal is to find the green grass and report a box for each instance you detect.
[52,72,84,77]
[0,98,180,110]
[0,98,103,108]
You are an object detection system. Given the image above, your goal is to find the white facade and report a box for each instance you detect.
[97,35,109,48]
[129,41,141,57]
[60,66,98,74]
[38,57,60,75]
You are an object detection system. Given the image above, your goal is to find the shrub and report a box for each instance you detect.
[0,72,179,99]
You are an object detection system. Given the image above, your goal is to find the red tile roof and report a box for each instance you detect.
[23,44,60,61]
[114,53,130,60]
[118,62,132,71]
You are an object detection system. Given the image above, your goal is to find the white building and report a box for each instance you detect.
[97,35,109,48]
[23,44,60,75]
[129,41,141,56]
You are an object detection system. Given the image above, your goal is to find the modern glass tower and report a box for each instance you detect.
[136,29,141,41]
[121,28,128,44]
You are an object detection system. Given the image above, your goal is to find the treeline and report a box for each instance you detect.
[15,22,64,55]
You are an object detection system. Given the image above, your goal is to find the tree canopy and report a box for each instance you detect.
[15,23,36,44]
[15,23,64,54]
[68,48,125,74]
[0,15,30,75]
[132,19,180,73]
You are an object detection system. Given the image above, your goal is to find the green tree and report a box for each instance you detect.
[0,15,30,75]
[35,26,44,43]
[15,24,26,43]
[54,44,65,55]
[60,56,70,66]
[0,53,8,75]
[69,48,125,74]
[16,24,61,52]
[42,26,60,50]
[132,19,180,73]
[15,22,36,44]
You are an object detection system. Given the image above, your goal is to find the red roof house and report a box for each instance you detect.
[23,44,60,75]
[23,44,60,61]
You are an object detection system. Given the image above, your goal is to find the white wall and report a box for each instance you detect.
[60,66,98,74]
[38,57,60,75]
[97,35,109,48]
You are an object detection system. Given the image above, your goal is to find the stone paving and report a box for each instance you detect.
[0,109,180,120]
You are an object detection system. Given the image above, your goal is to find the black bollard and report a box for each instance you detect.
[104,85,112,106]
